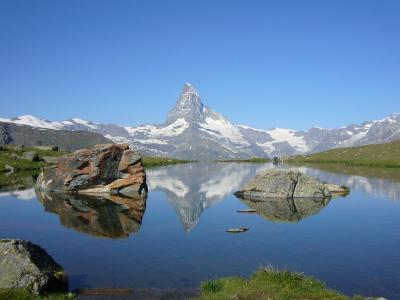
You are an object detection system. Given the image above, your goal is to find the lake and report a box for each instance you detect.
[1,162,400,298]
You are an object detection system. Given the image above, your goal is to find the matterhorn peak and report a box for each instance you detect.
[166,83,206,124]
[182,82,198,96]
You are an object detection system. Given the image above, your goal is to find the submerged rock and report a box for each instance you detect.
[226,227,249,233]
[35,144,147,199]
[236,209,257,213]
[235,169,331,199]
[0,239,68,295]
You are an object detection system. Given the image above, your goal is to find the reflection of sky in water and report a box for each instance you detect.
[1,163,400,298]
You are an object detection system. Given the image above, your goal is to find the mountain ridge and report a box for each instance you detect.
[1,84,399,159]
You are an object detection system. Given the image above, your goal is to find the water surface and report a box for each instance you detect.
[1,162,400,298]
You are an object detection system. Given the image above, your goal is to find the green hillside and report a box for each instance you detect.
[142,156,191,167]
[287,141,400,168]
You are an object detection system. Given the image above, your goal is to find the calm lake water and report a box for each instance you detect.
[1,162,400,298]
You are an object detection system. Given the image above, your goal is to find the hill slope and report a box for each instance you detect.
[0,122,111,152]
[287,140,400,168]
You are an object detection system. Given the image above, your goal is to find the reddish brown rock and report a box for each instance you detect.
[35,144,147,199]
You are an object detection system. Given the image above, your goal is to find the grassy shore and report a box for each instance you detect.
[287,140,400,168]
[193,267,366,300]
[2,268,376,300]
[217,157,271,163]
[0,289,75,300]
[142,156,191,167]
[0,146,64,173]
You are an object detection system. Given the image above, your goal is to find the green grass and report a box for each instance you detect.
[217,157,271,163]
[193,266,365,300]
[0,289,75,300]
[142,156,191,167]
[0,146,64,173]
[0,146,64,188]
[287,140,400,168]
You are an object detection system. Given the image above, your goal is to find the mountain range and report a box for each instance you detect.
[1,83,399,160]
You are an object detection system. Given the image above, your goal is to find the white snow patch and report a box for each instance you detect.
[200,114,249,145]
[258,128,308,154]
[126,118,189,138]
[1,115,63,130]
[237,124,266,132]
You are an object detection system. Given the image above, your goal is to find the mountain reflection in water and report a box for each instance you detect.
[147,162,271,230]
[36,191,146,239]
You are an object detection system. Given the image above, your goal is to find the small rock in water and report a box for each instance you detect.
[236,209,257,213]
[324,183,350,196]
[226,227,249,233]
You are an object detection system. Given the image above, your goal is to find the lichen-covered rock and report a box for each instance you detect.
[0,239,68,295]
[235,169,331,199]
[35,144,147,199]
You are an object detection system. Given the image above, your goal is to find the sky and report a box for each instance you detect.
[0,0,399,130]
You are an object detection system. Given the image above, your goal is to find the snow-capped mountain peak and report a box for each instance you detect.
[0,115,63,130]
[166,83,205,125]
[1,84,399,160]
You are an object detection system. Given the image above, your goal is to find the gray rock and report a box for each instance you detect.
[235,169,331,199]
[9,153,19,160]
[4,164,14,173]
[0,239,68,294]
[22,151,43,162]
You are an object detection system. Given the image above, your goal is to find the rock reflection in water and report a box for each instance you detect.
[238,196,331,223]
[36,191,146,239]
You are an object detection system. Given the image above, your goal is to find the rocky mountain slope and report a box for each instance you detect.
[0,122,111,151]
[1,83,399,159]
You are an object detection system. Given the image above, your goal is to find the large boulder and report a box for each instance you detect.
[235,169,331,199]
[35,144,147,199]
[0,239,68,295]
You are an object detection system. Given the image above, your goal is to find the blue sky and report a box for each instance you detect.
[0,0,399,130]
